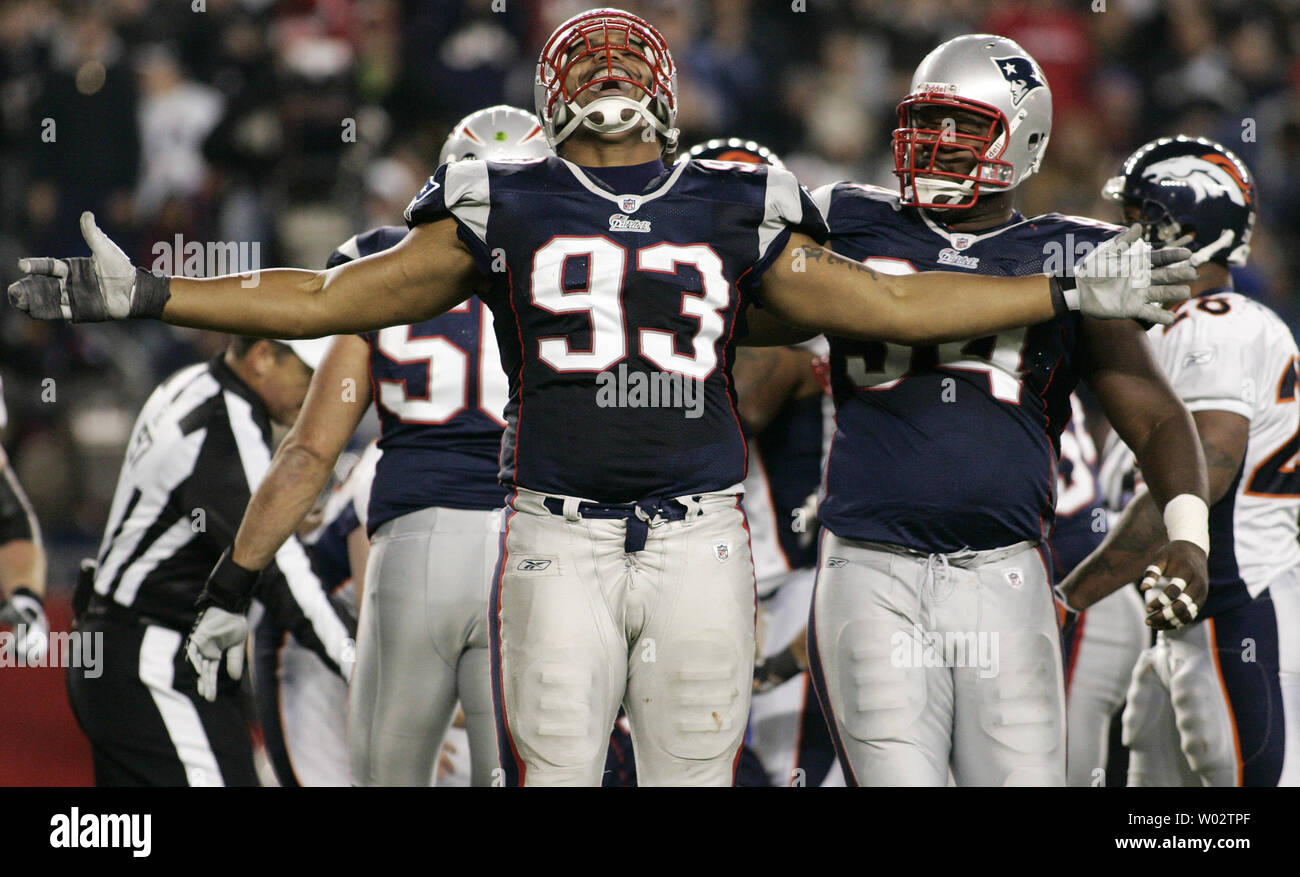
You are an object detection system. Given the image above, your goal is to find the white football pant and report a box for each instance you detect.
[810,532,1065,786]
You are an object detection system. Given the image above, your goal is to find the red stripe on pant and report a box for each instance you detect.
[489,503,526,786]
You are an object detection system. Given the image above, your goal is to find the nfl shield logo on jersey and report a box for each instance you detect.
[621,195,641,214]
[950,233,974,250]
[713,542,730,562]
[1003,568,1024,589]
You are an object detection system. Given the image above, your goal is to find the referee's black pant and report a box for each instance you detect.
[66,614,258,787]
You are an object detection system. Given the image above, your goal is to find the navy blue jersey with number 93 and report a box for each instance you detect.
[404,156,827,502]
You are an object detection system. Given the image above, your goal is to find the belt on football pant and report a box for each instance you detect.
[83,592,190,633]
[541,496,695,553]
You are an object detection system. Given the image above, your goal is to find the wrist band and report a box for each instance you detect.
[1163,493,1210,556]
[132,268,172,320]
[1048,276,1081,317]
[199,547,258,614]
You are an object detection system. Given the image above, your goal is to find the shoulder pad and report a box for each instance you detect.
[327,226,408,268]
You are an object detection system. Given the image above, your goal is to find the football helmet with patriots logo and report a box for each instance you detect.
[1102,135,1255,267]
[438,105,553,165]
[534,7,679,154]
[893,34,1052,209]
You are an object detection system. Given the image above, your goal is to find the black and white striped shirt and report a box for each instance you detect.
[93,355,353,674]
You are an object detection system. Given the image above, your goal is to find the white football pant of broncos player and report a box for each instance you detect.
[1058,397,1147,787]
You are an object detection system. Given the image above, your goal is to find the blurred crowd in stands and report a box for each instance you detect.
[0,0,1297,562]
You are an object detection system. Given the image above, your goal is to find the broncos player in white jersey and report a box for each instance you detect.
[1060,137,1300,786]
[9,8,1198,787]
[807,36,1210,786]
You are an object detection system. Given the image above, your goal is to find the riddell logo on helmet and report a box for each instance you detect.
[915,81,958,96]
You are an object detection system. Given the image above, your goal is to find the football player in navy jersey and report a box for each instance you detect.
[806,35,1211,786]
[9,9,1198,786]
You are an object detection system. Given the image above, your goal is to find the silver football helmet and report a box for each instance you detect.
[893,34,1052,209]
[438,105,553,165]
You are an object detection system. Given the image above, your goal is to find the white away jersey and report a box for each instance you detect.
[1149,291,1300,611]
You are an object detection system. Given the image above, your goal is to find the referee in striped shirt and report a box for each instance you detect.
[67,336,356,786]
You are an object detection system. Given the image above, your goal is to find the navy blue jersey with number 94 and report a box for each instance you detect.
[813,183,1121,552]
[327,227,508,533]
[404,156,827,502]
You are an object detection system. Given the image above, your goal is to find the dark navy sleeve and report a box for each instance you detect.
[403,163,454,228]
[743,167,830,297]
[403,160,494,276]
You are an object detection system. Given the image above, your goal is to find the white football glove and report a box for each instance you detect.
[8,212,170,322]
[185,605,248,702]
[0,588,48,664]
[1070,223,1196,325]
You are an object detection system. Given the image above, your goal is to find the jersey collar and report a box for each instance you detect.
[918,208,1031,250]
[559,157,687,212]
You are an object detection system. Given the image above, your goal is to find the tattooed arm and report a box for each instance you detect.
[759,234,1060,345]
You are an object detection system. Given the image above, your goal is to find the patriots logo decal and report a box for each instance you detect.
[991,56,1044,105]
[403,176,440,223]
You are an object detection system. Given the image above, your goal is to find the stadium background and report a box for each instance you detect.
[0,0,1296,784]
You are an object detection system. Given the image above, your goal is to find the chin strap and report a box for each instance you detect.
[554,93,679,152]
[911,176,977,206]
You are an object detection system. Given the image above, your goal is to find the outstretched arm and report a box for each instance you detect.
[758,226,1194,345]
[10,213,480,338]
[760,235,1058,344]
